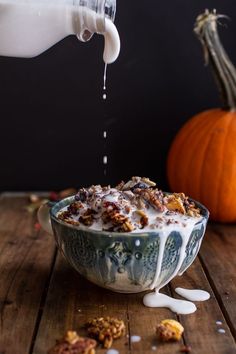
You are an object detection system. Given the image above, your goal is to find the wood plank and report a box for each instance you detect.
[126,288,184,353]
[170,256,236,354]
[199,223,236,339]
[0,196,56,354]
[33,254,183,354]
[33,254,129,354]
[1,195,236,353]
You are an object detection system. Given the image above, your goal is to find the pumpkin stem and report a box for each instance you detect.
[194,9,236,111]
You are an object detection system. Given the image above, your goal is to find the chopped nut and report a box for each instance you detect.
[122,180,134,190]
[120,220,134,232]
[58,210,72,221]
[137,189,164,212]
[102,209,133,232]
[137,197,146,209]
[141,177,156,187]
[79,209,96,226]
[156,319,184,342]
[116,181,125,190]
[86,317,125,349]
[68,202,84,215]
[48,331,97,354]
[165,196,186,214]
[65,219,80,226]
[186,208,201,217]
[65,331,80,345]
[136,210,149,228]
[125,205,131,214]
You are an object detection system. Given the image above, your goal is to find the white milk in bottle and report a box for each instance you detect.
[0,0,120,63]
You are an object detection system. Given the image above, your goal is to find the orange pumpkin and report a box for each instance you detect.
[167,10,236,222]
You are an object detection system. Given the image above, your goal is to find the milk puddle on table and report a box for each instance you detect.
[143,220,210,314]
[143,288,210,315]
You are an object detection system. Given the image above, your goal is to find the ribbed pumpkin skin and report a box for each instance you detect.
[167,108,236,222]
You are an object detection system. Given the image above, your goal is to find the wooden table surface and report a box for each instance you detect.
[0,194,236,354]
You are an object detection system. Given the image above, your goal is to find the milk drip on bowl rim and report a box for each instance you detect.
[0,0,120,63]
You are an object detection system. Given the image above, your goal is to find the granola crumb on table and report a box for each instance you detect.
[86,316,126,349]
[156,319,184,342]
[48,330,97,354]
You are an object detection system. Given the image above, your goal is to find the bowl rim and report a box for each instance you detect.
[49,194,209,237]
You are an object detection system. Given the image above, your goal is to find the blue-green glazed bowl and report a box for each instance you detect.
[42,196,209,293]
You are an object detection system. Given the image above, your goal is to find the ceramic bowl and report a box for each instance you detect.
[38,196,209,293]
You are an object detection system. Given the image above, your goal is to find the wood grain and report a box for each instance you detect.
[0,196,56,354]
[200,223,236,339]
[0,196,236,354]
[33,254,184,354]
[170,257,236,354]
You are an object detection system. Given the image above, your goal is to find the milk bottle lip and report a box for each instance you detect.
[104,0,116,22]
[76,0,116,42]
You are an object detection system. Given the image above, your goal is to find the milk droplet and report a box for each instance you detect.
[130,335,141,343]
[103,156,108,164]
[103,131,107,138]
[135,239,140,247]
[216,321,223,325]
[103,93,107,100]
[152,346,157,351]
[106,350,119,354]
[103,63,107,89]
[218,328,225,334]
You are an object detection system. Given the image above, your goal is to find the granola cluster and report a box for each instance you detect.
[48,330,97,354]
[86,317,126,349]
[57,177,201,232]
[48,317,187,353]
[156,319,184,342]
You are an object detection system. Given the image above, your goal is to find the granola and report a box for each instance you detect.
[48,331,97,354]
[86,316,125,349]
[57,177,202,232]
[156,319,184,342]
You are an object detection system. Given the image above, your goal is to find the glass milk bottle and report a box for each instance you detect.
[0,0,120,63]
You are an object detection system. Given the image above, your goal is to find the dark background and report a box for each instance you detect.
[0,0,236,191]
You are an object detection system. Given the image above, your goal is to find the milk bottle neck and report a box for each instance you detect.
[72,0,116,42]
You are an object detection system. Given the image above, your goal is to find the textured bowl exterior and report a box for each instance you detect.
[50,197,209,293]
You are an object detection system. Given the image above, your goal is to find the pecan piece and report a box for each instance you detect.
[68,202,83,215]
[136,210,148,228]
[57,210,72,221]
[79,209,96,226]
[139,189,165,212]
